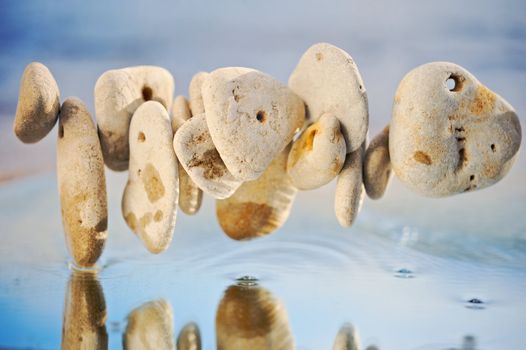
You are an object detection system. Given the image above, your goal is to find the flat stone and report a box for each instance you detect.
[95,66,174,171]
[363,125,392,199]
[217,144,297,240]
[287,114,346,190]
[57,97,108,267]
[173,113,242,199]
[390,62,522,196]
[289,43,368,153]
[122,101,178,254]
[202,67,305,181]
[14,62,60,143]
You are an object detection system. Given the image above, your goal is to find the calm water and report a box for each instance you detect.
[1,1,526,349]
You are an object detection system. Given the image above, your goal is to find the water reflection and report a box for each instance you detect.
[61,271,108,350]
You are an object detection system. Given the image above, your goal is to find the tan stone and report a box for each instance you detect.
[189,71,209,115]
[177,323,201,350]
[95,66,174,171]
[14,62,60,143]
[57,98,107,268]
[363,125,392,199]
[333,324,360,350]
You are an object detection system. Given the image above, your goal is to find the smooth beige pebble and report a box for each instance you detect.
[363,125,392,199]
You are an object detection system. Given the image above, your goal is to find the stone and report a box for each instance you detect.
[173,113,242,199]
[202,67,305,181]
[217,144,297,240]
[390,62,522,197]
[122,101,178,254]
[334,143,365,228]
[61,272,108,350]
[177,323,201,350]
[189,71,209,115]
[287,114,346,190]
[333,324,359,350]
[57,97,108,268]
[94,65,174,171]
[216,284,294,350]
[124,299,175,350]
[363,125,392,199]
[14,62,60,143]
[289,42,368,153]
[171,96,203,215]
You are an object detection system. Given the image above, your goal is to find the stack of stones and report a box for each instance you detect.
[12,43,522,269]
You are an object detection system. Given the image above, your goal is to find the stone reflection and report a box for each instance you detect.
[123,299,175,350]
[333,323,380,350]
[216,283,294,350]
[61,271,108,350]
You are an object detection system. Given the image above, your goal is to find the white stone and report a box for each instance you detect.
[189,71,209,115]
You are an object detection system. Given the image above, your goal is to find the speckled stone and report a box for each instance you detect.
[122,101,178,254]
[173,113,242,199]
[287,114,346,190]
[95,66,174,171]
[202,67,305,181]
[363,125,392,199]
[289,43,368,153]
[390,62,522,197]
[14,62,60,143]
[57,97,108,268]
[217,144,296,240]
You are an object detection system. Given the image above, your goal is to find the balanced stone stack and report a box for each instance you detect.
[12,43,522,268]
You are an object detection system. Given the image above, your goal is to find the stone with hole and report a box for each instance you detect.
[289,43,368,153]
[122,101,178,254]
[363,125,392,199]
[173,113,242,199]
[202,67,305,181]
[189,71,209,115]
[171,96,203,215]
[287,114,346,190]
[334,143,365,228]
[57,98,108,267]
[124,299,175,350]
[217,144,297,240]
[14,62,60,143]
[390,62,522,197]
[95,66,174,171]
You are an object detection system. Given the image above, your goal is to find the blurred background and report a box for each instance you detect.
[0,1,525,349]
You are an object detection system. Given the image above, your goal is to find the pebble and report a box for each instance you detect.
[202,67,305,181]
[124,299,175,350]
[363,125,392,199]
[177,323,201,350]
[216,144,297,240]
[332,323,359,350]
[122,101,178,254]
[57,97,108,268]
[334,143,365,227]
[189,71,209,115]
[94,65,174,171]
[61,272,108,349]
[171,96,203,215]
[289,43,368,153]
[287,114,346,190]
[173,113,242,199]
[390,62,522,197]
[14,62,60,143]
[216,284,294,350]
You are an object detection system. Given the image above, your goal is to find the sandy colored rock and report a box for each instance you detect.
[57,97,108,267]
[171,96,203,215]
[216,284,294,350]
[173,113,242,199]
[287,114,346,190]
[289,43,368,153]
[363,125,392,199]
[217,145,297,240]
[390,62,522,197]
[333,323,360,350]
[14,62,60,143]
[202,67,305,181]
[95,65,174,171]
[124,299,175,350]
[122,101,178,254]
[334,143,365,228]
[189,71,209,115]
[177,323,201,350]
[61,272,108,350]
